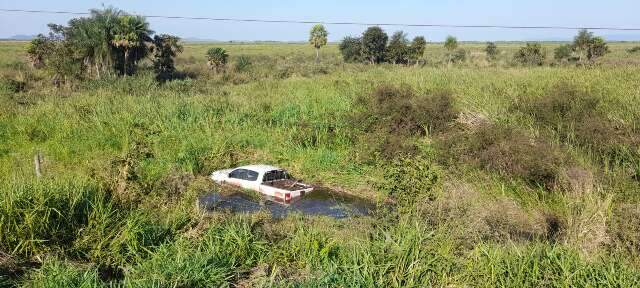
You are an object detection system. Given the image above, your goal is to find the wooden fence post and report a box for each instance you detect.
[34,151,42,178]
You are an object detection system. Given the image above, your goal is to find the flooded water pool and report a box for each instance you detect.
[198,187,375,219]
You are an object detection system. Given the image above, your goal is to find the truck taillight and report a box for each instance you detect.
[285,193,291,203]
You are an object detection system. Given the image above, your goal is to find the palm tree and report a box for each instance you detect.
[111,15,153,75]
[309,24,328,63]
[444,36,458,65]
[206,48,229,73]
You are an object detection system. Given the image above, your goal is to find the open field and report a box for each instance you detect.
[1,41,640,287]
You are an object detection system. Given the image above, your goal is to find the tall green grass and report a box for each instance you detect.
[1,41,640,287]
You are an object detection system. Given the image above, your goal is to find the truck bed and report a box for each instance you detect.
[264,180,309,191]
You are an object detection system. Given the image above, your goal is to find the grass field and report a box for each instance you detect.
[1,40,640,287]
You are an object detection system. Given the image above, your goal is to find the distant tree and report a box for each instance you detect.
[152,34,183,82]
[386,31,410,64]
[569,30,609,63]
[409,36,427,64]
[206,47,229,73]
[554,44,573,63]
[485,42,499,60]
[514,43,546,66]
[309,24,328,63]
[362,26,388,64]
[111,15,153,75]
[444,36,458,64]
[339,36,364,63]
[573,29,593,63]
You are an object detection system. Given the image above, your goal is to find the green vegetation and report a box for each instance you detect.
[206,47,229,73]
[514,43,546,66]
[309,24,328,63]
[485,42,499,60]
[1,10,640,286]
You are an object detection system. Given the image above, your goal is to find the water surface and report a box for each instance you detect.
[198,187,374,219]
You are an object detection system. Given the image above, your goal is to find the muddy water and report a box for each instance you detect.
[198,187,375,219]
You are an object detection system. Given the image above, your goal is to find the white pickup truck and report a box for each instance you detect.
[210,165,313,204]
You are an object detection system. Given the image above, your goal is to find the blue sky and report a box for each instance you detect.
[1,0,639,41]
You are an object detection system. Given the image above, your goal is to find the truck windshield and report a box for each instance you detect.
[263,170,290,182]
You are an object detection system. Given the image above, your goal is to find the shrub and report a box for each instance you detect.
[572,29,610,62]
[514,43,546,66]
[610,204,640,258]
[587,36,609,61]
[513,83,640,167]
[485,42,499,60]
[353,85,458,159]
[409,36,427,63]
[26,34,53,69]
[379,155,442,207]
[450,49,467,63]
[419,182,547,244]
[233,55,252,73]
[554,44,574,63]
[152,34,183,82]
[438,123,569,189]
[444,36,458,64]
[628,46,640,54]
[386,31,410,64]
[0,78,27,93]
[338,36,364,63]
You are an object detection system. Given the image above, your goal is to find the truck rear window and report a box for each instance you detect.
[263,170,290,182]
[229,169,259,181]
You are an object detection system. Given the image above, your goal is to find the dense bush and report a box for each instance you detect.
[379,155,441,207]
[438,123,570,189]
[152,34,183,82]
[339,36,364,63]
[554,44,574,63]
[513,83,640,167]
[386,31,410,64]
[353,85,458,159]
[485,42,499,60]
[514,43,546,66]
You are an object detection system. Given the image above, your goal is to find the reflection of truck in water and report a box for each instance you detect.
[210,165,314,204]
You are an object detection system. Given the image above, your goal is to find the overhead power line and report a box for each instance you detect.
[2,8,640,31]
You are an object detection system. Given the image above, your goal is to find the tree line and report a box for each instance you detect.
[26,7,183,85]
[332,26,609,66]
[25,11,612,86]
[336,26,427,65]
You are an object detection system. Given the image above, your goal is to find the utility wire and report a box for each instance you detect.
[2,8,640,31]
